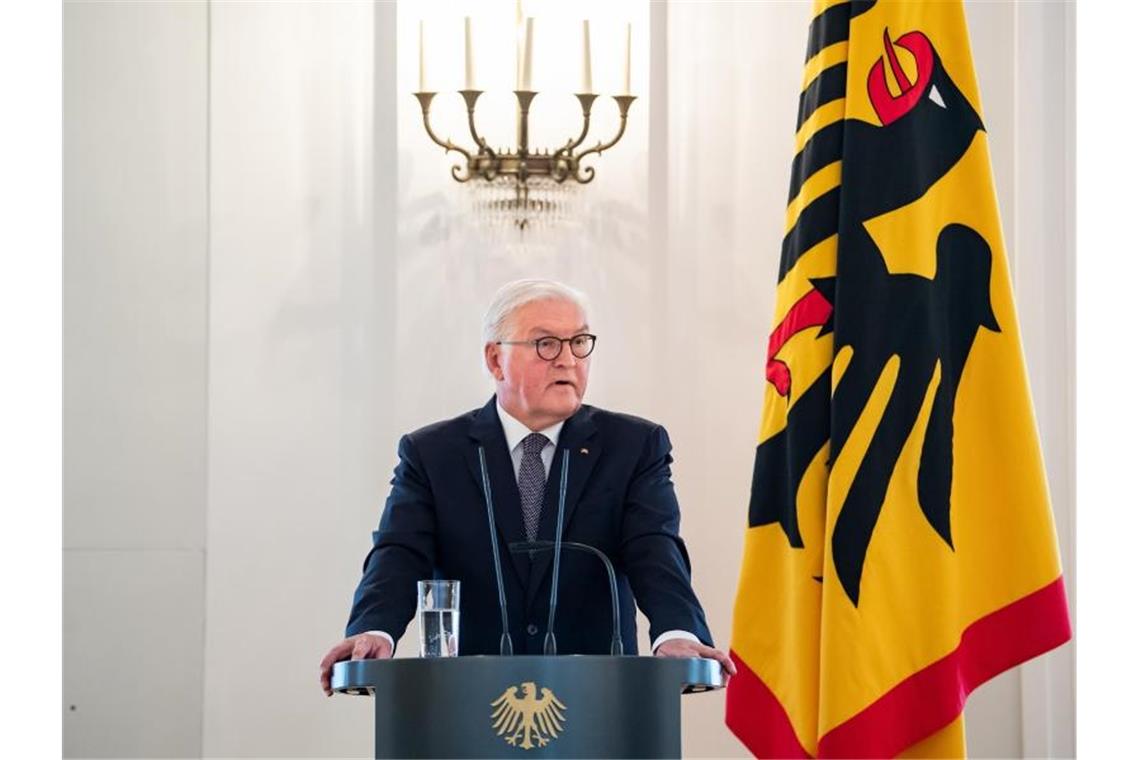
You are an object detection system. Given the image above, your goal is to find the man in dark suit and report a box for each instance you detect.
[320,280,734,695]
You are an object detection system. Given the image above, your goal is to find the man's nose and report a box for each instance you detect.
[553,344,577,367]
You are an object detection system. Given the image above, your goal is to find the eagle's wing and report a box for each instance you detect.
[493,707,522,736]
[490,687,516,708]
[546,689,567,711]
[534,690,566,735]
[490,688,523,735]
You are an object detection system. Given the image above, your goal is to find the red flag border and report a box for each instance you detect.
[726,575,1071,758]
[726,650,812,758]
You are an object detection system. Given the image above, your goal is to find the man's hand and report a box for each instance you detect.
[655,638,737,684]
[319,633,393,696]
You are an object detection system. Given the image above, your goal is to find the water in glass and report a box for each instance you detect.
[417,580,459,657]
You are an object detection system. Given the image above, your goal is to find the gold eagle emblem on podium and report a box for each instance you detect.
[490,681,567,749]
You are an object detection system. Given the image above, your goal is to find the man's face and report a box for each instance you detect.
[485,298,591,430]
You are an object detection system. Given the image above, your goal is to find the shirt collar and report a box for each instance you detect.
[496,400,565,452]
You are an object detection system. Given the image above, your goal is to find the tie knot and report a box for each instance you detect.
[521,432,548,457]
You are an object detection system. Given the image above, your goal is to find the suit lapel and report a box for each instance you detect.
[465,397,530,591]
[526,405,600,607]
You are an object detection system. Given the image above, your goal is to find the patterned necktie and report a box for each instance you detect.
[518,432,549,542]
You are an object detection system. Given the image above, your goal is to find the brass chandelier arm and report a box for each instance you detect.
[551,93,599,183]
[414,91,477,182]
[571,94,636,183]
[458,90,499,181]
[562,93,600,155]
[413,90,637,192]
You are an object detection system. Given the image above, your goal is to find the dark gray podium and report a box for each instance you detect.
[332,655,724,758]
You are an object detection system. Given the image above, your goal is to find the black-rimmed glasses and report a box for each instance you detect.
[497,333,597,361]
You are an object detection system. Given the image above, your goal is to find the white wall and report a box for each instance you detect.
[204,2,386,756]
[63,1,1075,757]
[63,1,208,756]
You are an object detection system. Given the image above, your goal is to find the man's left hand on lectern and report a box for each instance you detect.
[319,632,393,696]
[654,637,737,684]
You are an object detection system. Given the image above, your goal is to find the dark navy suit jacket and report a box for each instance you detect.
[345,397,714,655]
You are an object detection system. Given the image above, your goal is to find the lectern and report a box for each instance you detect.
[332,655,724,758]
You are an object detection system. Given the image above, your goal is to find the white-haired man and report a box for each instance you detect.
[320,279,733,694]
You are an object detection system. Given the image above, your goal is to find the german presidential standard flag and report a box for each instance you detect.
[725,1,1072,757]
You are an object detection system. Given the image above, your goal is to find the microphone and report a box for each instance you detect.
[546,449,570,655]
[477,446,513,655]
[509,539,625,657]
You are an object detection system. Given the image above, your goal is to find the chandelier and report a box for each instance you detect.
[414,16,637,231]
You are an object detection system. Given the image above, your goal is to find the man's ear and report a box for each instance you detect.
[484,342,505,381]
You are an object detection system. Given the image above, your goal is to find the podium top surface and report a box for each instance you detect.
[332,655,724,696]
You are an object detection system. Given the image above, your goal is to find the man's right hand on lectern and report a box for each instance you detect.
[319,633,393,696]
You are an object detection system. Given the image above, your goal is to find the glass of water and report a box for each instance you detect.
[417,580,460,657]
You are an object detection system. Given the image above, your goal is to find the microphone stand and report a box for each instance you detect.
[480,446,623,656]
[477,446,514,655]
[546,449,570,655]
[509,540,625,656]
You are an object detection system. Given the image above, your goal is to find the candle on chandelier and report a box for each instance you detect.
[514,0,523,89]
[621,22,631,95]
[464,16,474,89]
[418,20,425,91]
[521,17,534,91]
[581,20,592,94]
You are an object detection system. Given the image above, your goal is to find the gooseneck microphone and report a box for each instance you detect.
[481,445,622,656]
[477,446,514,655]
[509,540,624,656]
[543,449,571,655]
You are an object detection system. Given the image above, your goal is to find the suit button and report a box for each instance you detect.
[526,624,539,636]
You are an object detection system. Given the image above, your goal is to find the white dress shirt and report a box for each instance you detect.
[496,401,563,480]
[365,404,699,654]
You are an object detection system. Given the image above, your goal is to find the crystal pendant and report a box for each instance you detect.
[467,176,581,239]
